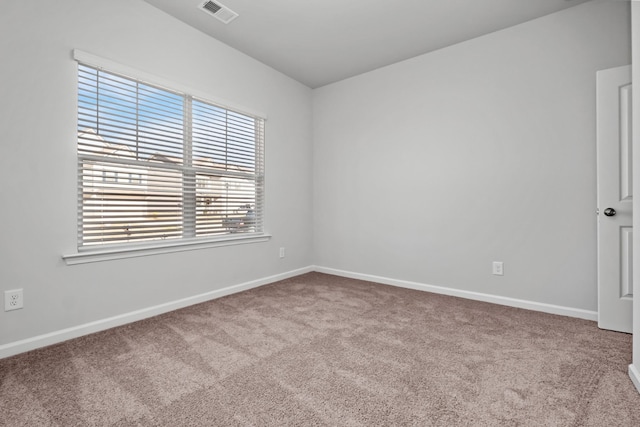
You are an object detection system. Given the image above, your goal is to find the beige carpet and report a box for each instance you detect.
[1,272,639,426]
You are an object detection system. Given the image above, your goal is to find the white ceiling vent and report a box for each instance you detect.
[199,1,238,24]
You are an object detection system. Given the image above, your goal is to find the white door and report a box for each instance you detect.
[597,64,633,333]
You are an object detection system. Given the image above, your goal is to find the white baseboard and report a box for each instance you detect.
[313,266,598,321]
[0,265,600,360]
[630,364,640,395]
[0,266,313,360]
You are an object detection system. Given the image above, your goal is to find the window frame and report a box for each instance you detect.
[63,50,270,265]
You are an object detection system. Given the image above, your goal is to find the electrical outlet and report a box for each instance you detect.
[5,289,24,311]
[279,247,285,258]
[492,262,504,276]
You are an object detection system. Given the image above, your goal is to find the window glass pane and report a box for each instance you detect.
[195,174,256,235]
[81,160,183,245]
[192,100,256,172]
[78,64,184,163]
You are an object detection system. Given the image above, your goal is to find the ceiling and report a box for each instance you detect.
[144,0,591,88]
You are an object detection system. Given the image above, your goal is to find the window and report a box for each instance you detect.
[77,63,264,248]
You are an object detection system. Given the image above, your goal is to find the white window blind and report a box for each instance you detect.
[77,63,264,248]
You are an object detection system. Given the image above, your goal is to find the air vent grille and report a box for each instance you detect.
[202,1,221,14]
[200,1,238,24]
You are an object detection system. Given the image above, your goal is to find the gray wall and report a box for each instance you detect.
[0,0,313,345]
[312,0,631,312]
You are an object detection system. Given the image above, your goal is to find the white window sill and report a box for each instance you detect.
[62,233,272,265]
